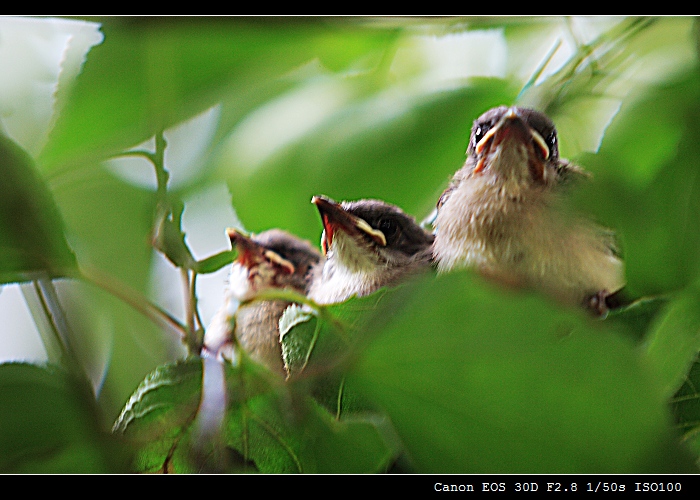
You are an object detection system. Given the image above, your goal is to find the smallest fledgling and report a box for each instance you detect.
[203,228,321,374]
[307,196,435,305]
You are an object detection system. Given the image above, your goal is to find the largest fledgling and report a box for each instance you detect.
[432,106,625,314]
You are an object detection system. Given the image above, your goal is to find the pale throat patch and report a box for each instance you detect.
[226,260,279,304]
[488,139,532,186]
[328,231,382,274]
[310,231,383,304]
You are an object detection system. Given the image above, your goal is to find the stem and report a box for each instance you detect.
[20,282,65,365]
[34,277,79,361]
[108,149,157,163]
[110,130,204,354]
[76,265,188,343]
[20,274,93,391]
[336,377,346,421]
[180,268,200,355]
[19,274,79,369]
[190,272,205,333]
[153,131,169,203]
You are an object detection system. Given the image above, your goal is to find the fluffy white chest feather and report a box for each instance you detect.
[308,232,385,305]
[434,175,624,304]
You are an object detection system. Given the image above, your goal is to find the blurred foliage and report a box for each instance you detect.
[1,16,700,473]
[0,362,128,472]
[0,134,76,283]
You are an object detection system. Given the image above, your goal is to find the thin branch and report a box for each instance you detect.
[76,264,188,343]
[19,274,79,369]
[336,377,346,421]
[153,131,169,203]
[108,149,157,163]
[180,268,200,355]
[190,272,205,333]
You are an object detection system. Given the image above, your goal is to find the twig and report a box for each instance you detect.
[76,265,188,343]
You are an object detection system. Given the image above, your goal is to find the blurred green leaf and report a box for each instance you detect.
[221,79,517,243]
[644,284,700,399]
[193,249,236,275]
[574,69,700,297]
[0,134,76,283]
[347,271,697,473]
[112,358,203,473]
[39,18,398,170]
[114,355,399,473]
[672,356,700,464]
[0,362,128,473]
[280,290,385,377]
[5,16,700,474]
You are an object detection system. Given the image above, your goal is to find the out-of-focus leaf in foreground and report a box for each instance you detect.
[280,289,387,378]
[643,284,700,400]
[0,362,128,473]
[346,271,698,473]
[39,18,398,170]
[0,133,76,283]
[114,356,399,473]
[672,356,700,465]
[574,69,700,298]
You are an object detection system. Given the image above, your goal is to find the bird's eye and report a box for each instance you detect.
[473,125,485,147]
[377,217,399,243]
[545,131,557,154]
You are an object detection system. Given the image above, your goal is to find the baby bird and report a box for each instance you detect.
[195,228,320,470]
[432,105,625,314]
[307,196,434,305]
[203,228,321,374]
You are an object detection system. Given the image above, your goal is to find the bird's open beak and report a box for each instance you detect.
[473,107,550,181]
[311,196,387,255]
[226,228,295,274]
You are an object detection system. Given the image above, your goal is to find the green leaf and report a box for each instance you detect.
[0,134,76,283]
[347,271,697,473]
[280,290,392,378]
[672,357,700,462]
[223,375,399,473]
[193,249,236,274]
[644,285,700,399]
[152,201,197,270]
[604,294,669,342]
[220,78,517,243]
[39,18,397,170]
[280,304,318,377]
[112,358,204,473]
[0,362,128,473]
[572,69,700,297]
[114,355,399,473]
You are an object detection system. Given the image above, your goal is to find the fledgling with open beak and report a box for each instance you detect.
[307,196,435,305]
[432,105,625,315]
[203,228,322,374]
[195,228,320,470]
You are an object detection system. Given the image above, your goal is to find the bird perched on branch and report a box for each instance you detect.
[195,228,320,470]
[431,105,625,315]
[308,196,434,305]
[203,228,321,374]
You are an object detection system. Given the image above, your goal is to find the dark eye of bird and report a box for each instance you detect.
[377,217,399,243]
[473,125,485,147]
[545,131,557,153]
